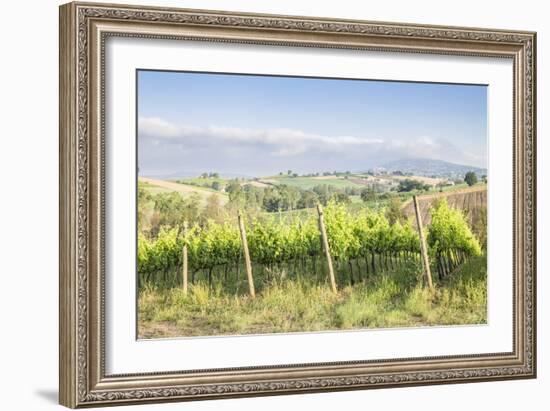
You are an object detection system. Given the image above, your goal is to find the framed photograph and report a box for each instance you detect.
[59,2,536,408]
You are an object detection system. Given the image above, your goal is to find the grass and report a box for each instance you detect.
[139,179,228,206]
[175,177,229,190]
[266,176,363,190]
[138,254,487,338]
[141,185,173,196]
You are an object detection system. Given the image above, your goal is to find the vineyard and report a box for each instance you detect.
[138,196,486,337]
[138,199,481,294]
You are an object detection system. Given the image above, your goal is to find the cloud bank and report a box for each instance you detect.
[138,117,486,177]
[139,117,385,156]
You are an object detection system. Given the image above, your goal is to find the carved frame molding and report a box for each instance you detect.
[59,2,536,408]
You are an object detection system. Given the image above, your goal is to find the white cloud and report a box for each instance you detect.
[386,136,485,167]
[137,117,486,176]
[138,117,181,138]
[138,117,384,157]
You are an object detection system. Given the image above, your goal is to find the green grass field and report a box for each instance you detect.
[265,176,363,190]
[176,177,229,187]
[138,254,487,338]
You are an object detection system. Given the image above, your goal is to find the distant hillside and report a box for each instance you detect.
[379,158,486,179]
[139,177,228,206]
[140,171,253,180]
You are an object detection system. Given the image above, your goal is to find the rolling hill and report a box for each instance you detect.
[379,158,487,179]
[139,177,229,205]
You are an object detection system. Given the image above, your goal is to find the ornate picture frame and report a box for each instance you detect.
[59,1,536,408]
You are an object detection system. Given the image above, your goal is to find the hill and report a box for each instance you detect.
[139,177,229,205]
[262,175,363,190]
[379,158,487,179]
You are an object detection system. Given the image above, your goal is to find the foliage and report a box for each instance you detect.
[427,199,481,257]
[397,179,430,192]
[137,184,152,233]
[360,187,377,202]
[138,198,478,288]
[323,200,359,262]
[385,196,406,225]
[427,199,481,279]
[154,192,200,229]
[138,195,483,291]
[200,194,224,224]
[464,171,478,186]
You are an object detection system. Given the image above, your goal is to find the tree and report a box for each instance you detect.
[297,190,319,209]
[397,179,428,192]
[345,186,359,196]
[226,180,243,204]
[385,197,406,225]
[360,187,377,203]
[211,181,221,191]
[331,192,351,204]
[200,194,223,224]
[243,185,264,209]
[279,185,300,210]
[312,184,337,206]
[262,187,283,212]
[287,169,292,176]
[152,192,200,234]
[137,185,152,234]
[464,171,478,186]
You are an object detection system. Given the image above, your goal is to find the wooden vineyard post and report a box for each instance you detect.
[316,204,337,293]
[413,195,434,290]
[182,221,188,294]
[238,212,255,298]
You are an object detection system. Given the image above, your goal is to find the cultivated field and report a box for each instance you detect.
[262,175,363,190]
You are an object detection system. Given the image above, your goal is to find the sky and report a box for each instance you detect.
[137,70,487,178]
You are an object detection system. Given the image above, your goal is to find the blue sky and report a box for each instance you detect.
[137,70,487,178]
